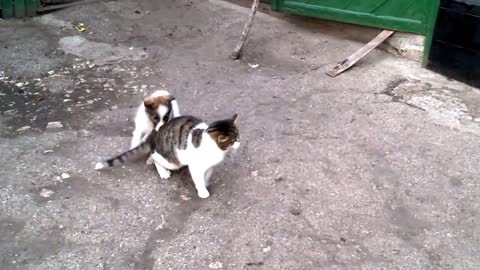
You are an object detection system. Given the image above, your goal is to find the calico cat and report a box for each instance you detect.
[95,114,240,199]
[131,90,181,149]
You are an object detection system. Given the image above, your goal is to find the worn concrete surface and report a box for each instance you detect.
[1,0,479,269]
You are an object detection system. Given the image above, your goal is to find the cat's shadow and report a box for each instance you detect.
[166,166,223,200]
[172,167,195,189]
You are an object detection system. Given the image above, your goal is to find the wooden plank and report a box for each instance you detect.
[1,0,14,18]
[14,0,26,18]
[325,30,395,77]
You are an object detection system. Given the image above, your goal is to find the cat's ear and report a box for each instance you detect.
[145,95,175,109]
[156,95,175,106]
[231,113,238,125]
[218,135,230,143]
[144,97,155,109]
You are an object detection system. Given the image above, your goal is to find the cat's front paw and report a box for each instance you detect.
[197,189,210,199]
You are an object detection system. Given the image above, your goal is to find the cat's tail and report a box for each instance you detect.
[94,140,153,171]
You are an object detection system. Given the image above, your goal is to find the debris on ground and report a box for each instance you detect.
[75,23,86,32]
[46,121,64,129]
[208,261,223,269]
[40,188,55,198]
[16,126,31,132]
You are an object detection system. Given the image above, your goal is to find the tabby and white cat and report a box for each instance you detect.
[95,114,240,199]
[131,90,180,149]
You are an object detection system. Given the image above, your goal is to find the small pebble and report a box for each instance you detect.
[46,121,63,129]
[208,261,223,269]
[40,188,55,198]
[290,208,301,216]
[246,262,264,266]
[274,177,285,183]
[180,194,191,201]
[61,173,71,179]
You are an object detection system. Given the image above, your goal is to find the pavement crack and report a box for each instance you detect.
[382,77,409,99]
[378,78,427,111]
[402,101,426,111]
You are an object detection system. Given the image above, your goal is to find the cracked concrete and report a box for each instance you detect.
[381,78,480,135]
[1,0,480,270]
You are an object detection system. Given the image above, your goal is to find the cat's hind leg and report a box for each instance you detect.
[153,161,171,179]
[131,130,144,149]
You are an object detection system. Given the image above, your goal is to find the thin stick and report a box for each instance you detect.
[230,0,260,60]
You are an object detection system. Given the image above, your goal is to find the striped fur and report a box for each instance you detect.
[95,130,156,170]
[95,114,240,199]
[150,114,240,198]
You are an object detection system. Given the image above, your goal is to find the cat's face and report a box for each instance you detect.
[207,114,240,151]
[143,94,175,126]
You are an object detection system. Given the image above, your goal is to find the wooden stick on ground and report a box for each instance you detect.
[326,30,395,77]
[230,0,260,60]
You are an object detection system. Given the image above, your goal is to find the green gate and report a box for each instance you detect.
[272,0,440,63]
[1,0,40,18]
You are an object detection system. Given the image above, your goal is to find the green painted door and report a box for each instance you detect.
[1,0,39,18]
[272,0,440,63]
[272,0,439,34]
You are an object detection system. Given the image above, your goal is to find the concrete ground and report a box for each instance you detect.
[1,0,479,269]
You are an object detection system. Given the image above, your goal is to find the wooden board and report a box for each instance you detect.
[326,30,395,77]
